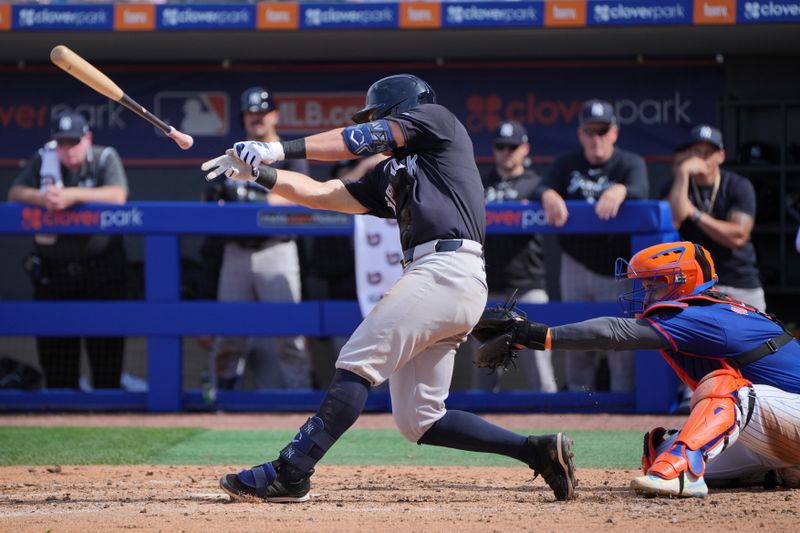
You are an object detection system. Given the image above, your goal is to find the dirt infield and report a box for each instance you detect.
[1,414,798,532]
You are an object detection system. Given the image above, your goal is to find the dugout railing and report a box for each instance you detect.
[0,200,678,413]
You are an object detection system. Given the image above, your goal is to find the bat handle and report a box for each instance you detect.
[166,127,194,150]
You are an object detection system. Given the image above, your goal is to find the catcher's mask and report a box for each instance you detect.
[352,74,437,124]
[614,241,717,317]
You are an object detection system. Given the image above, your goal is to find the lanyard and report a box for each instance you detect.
[690,173,721,214]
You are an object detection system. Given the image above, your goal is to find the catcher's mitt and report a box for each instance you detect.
[470,294,548,370]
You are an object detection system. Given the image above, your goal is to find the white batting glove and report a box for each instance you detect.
[233,141,284,168]
[201,149,257,182]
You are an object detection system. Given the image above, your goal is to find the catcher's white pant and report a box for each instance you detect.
[336,239,487,442]
[706,383,800,483]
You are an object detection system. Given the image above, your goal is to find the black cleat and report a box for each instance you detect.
[219,460,311,503]
[527,432,576,501]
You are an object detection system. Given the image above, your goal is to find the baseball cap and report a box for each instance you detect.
[493,121,529,146]
[579,99,617,125]
[241,86,276,113]
[51,112,89,140]
[678,124,724,152]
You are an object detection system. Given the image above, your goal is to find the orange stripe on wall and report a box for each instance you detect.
[693,0,736,25]
[399,3,441,29]
[257,3,299,30]
[0,5,11,31]
[545,1,586,27]
[114,4,155,32]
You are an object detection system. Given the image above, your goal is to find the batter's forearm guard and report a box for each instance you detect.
[342,120,397,156]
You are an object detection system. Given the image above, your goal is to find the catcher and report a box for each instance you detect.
[472,241,800,497]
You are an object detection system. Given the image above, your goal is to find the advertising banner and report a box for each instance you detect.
[155,5,256,30]
[737,0,800,22]
[0,63,722,163]
[12,4,114,31]
[442,1,544,27]
[299,3,398,29]
[587,0,693,25]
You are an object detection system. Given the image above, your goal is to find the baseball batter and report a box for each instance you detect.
[472,241,800,497]
[201,74,576,503]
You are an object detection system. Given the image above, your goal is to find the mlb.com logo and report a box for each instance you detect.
[276,93,364,134]
[154,92,229,137]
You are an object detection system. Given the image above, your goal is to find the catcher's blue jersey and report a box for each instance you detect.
[645,301,800,393]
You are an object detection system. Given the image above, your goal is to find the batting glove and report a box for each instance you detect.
[201,149,257,181]
[234,141,285,168]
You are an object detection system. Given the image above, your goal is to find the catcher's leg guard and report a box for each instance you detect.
[633,369,753,498]
[641,427,679,474]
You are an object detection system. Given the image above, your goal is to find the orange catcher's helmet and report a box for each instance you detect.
[614,241,717,316]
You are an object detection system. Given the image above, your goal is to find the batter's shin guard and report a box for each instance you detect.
[279,416,336,479]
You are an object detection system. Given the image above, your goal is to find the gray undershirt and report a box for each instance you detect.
[550,317,670,351]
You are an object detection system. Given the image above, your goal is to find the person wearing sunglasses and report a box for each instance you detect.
[535,99,649,394]
[476,121,556,394]
[8,112,129,390]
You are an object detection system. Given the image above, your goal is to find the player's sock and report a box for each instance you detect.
[238,369,370,488]
[417,410,528,461]
[314,369,372,447]
[281,369,371,483]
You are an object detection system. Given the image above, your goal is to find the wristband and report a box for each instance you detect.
[689,208,703,224]
[254,166,278,190]
[280,138,307,159]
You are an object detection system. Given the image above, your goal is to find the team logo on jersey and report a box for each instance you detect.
[730,304,749,316]
[367,272,383,285]
[366,233,381,246]
[154,92,229,136]
[386,252,402,265]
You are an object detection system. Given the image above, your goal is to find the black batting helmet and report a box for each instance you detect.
[240,86,275,114]
[352,74,436,124]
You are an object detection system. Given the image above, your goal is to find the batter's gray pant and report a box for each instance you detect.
[560,252,634,393]
[211,240,310,389]
[336,240,487,443]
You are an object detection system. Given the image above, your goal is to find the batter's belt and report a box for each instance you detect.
[402,238,483,268]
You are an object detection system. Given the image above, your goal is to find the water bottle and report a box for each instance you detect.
[35,173,63,246]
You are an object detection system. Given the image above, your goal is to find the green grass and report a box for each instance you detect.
[0,427,642,469]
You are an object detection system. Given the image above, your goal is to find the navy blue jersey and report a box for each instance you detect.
[645,302,800,393]
[343,104,485,250]
[667,170,761,289]
[541,148,648,276]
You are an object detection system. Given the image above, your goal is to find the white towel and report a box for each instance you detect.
[353,215,402,318]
